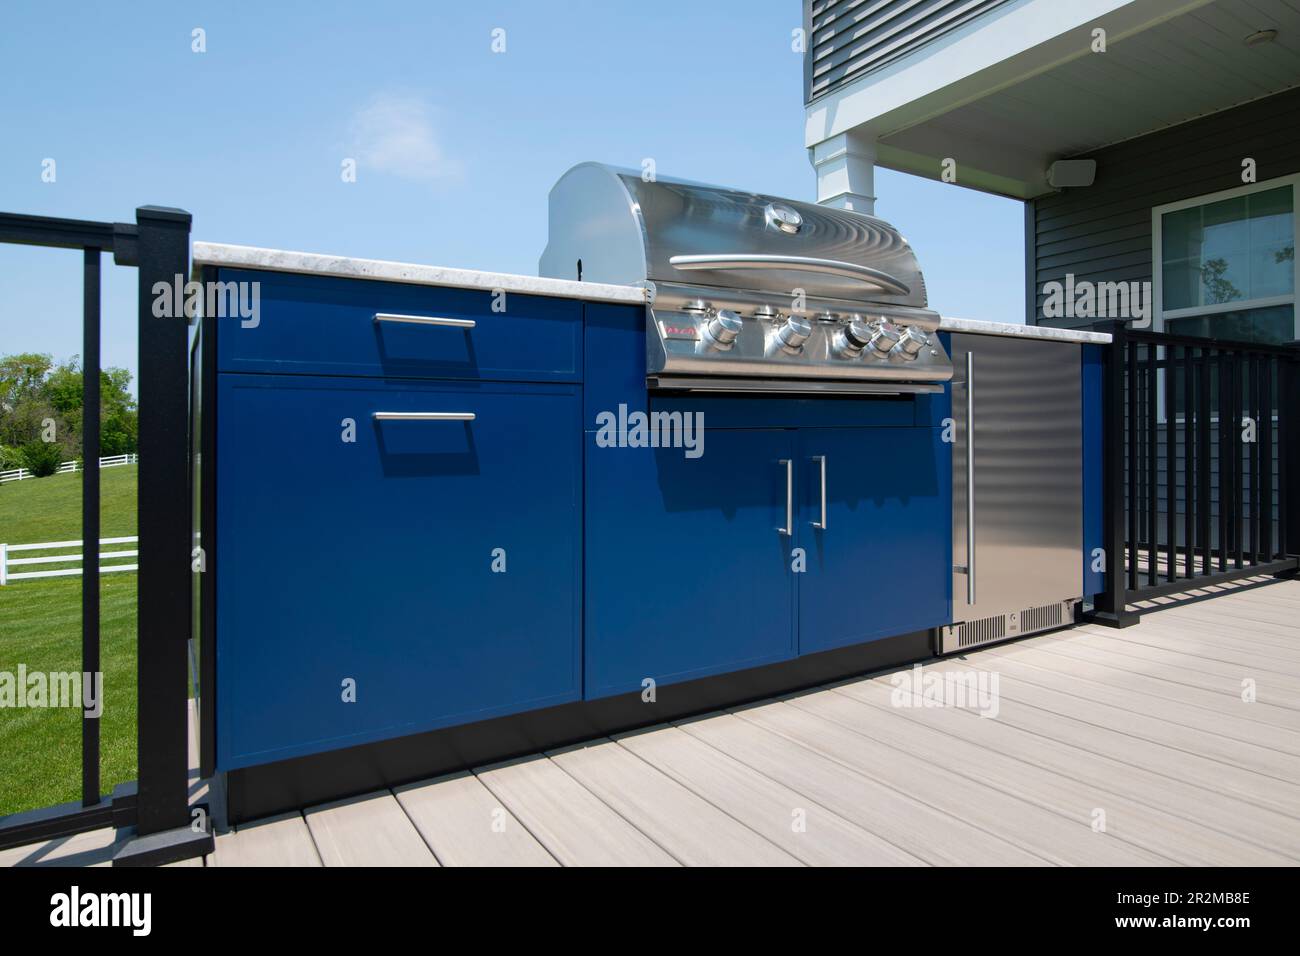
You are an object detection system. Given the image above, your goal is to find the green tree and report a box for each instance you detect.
[0,353,138,467]
[18,438,65,477]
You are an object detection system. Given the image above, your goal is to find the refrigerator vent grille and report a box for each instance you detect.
[941,601,1079,654]
[957,614,1006,648]
[1022,602,1066,634]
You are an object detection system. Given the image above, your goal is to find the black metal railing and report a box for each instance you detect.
[1093,322,1300,626]
[0,208,211,864]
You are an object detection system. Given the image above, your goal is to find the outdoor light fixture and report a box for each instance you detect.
[1244,28,1278,46]
[1046,159,1096,189]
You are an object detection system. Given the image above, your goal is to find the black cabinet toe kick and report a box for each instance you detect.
[224,629,934,825]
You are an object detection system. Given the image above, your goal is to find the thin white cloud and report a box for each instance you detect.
[349,93,459,183]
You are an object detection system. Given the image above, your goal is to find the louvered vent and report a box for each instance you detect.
[957,614,1005,648]
[941,601,1078,654]
[1022,602,1065,634]
[806,0,1014,103]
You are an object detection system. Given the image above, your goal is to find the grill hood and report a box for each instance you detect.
[540,163,950,394]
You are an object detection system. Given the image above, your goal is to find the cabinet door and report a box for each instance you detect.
[215,374,581,768]
[584,429,796,698]
[796,428,950,654]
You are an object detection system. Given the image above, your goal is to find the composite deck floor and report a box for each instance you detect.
[4,576,1298,866]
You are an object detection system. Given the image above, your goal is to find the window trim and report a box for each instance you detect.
[1151,172,1299,339]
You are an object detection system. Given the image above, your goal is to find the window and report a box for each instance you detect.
[1154,176,1297,345]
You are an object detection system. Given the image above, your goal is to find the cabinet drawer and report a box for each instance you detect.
[215,374,582,768]
[214,268,582,382]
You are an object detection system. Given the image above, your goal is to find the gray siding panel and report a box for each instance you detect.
[1029,87,1300,330]
[806,0,1013,103]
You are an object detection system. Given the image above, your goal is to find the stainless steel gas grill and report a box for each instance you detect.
[539,163,952,395]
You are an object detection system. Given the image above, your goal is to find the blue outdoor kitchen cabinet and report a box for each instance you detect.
[206,278,953,771]
[579,301,953,698]
[211,270,584,769]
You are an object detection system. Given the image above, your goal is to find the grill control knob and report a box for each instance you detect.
[867,321,901,358]
[704,309,744,349]
[845,318,875,349]
[891,326,930,361]
[775,314,812,354]
[833,318,873,358]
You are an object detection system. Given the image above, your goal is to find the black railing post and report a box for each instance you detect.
[82,248,101,808]
[112,206,212,866]
[1092,321,1138,626]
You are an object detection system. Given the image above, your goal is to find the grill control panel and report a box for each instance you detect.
[651,304,951,387]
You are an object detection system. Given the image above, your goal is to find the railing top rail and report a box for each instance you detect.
[1091,320,1300,356]
[0,212,119,251]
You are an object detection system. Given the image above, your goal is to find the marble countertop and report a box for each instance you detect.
[938,316,1112,344]
[191,242,648,305]
[191,243,1111,344]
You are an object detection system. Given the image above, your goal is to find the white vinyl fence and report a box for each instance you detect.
[0,453,138,484]
[0,536,139,585]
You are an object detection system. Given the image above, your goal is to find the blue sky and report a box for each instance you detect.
[0,1,1023,387]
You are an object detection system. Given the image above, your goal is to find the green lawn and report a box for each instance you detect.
[0,465,139,817]
[0,463,138,544]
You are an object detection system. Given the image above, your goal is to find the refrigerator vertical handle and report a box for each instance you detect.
[811,456,827,529]
[779,459,793,536]
[965,350,976,605]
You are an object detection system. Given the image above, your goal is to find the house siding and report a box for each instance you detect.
[805,0,1013,104]
[1029,87,1300,330]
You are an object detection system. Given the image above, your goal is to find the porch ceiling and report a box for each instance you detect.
[870,0,1300,198]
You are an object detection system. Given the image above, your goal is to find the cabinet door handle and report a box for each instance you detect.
[811,455,827,530]
[373,313,476,328]
[965,350,976,605]
[778,459,793,536]
[372,411,476,421]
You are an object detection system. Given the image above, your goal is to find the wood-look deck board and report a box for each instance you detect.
[474,754,679,867]
[817,680,1299,863]
[976,641,1300,730]
[732,698,1173,866]
[614,723,927,866]
[1069,625,1300,692]
[675,709,1050,865]
[304,791,438,867]
[212,811,322,867]
[1032,629,1300,704]
[547,737,803,866]
[962,650,1300,758]
[853,657,1300,807]
[394,771,557,867]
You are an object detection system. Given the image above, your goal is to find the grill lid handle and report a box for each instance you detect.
[668,253,911,296]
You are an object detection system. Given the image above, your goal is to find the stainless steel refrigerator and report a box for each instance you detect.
[942,332,1084,653]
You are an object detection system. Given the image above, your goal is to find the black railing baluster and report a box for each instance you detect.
[1197,352,1212,577]
[82,248,101,809]
[1217,350,1228,573]
[1251,354,1262,566]
[1237,353,1248,567]
[1147,342,1158,585]
[1183,344,1194,579]
[1262,355,1273,561]
[1165,344,1176,583]
[1127,335,1139,592]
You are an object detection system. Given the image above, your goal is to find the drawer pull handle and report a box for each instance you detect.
[372,412,476,421]
[373,313,476,329]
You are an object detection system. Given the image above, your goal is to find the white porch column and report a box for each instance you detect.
[810,131,877,214]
